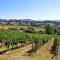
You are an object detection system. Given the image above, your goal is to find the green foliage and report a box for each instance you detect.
[0,29,51,52]
[51,36,60,57]
[45,24,55,34]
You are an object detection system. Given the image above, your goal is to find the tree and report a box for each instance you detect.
[45,24,55,34]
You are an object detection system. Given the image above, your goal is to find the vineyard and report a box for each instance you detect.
[0,29,60,60]
[0,29,51,52]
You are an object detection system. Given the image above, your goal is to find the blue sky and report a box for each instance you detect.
[0,0,60,20]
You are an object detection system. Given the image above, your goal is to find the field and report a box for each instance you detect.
[0,24,45,31]
[0,24,60,60]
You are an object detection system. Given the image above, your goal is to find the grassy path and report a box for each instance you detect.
[34,38,54,60]
[37,38,54,53]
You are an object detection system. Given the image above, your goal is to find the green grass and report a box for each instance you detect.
[0,47,7,51]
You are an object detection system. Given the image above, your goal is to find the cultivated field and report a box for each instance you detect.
[0,24,60,60]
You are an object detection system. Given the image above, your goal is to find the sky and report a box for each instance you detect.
[0,0,60,20]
